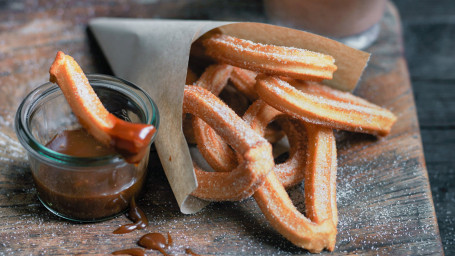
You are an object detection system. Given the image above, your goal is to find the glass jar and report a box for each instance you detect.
[15,74,159,222]
[264,0,386,49]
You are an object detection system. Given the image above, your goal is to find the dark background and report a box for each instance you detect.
[391,0,455,254]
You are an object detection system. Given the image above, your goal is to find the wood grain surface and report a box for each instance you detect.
[393,1,455,253]
[0,1,444,255]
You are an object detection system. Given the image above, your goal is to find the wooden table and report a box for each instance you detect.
[0,1,445,255]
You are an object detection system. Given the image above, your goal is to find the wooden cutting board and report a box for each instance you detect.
[0,2,444,255]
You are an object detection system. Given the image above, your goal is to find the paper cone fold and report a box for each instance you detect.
[89,18,370,214]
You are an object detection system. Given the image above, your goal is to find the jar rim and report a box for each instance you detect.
[14,74,160,167]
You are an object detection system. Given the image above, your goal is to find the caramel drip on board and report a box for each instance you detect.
[113,198,148,234]
[138,232,172,256]
[185,248,201,256]
[112,248,146,256]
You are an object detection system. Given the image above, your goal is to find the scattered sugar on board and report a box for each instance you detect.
[0,132,27,162]
[335,148,436,253]
[0,81,433,254]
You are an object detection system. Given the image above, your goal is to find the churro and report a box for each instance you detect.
[203,34,337,81]
[183,86,274,201]
[49,51,155,163]
[255,75,397,136]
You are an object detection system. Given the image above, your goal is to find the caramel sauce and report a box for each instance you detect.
[138,232,172,256]
[46,128,116,157]
[107,113,156,164]
[34,128,146,220]
[185,248,201,256]
[112,248,146,256]
[112,230,200,255]
[45,129,194,255]
[113,198,148,234]
[166,232,173,247]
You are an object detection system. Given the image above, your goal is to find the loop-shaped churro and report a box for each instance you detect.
[191,64,282,171]
[193,99,307,186]
[192,117,238,172]
[254,171,336,253]
[183,86,274,201]
[243,101,338,252]
[192,97,338,251]
[255,75,397,136]
[242,100,307,187]
[191,64,239,172]
[183,64,233,145]
[203,34,337,81]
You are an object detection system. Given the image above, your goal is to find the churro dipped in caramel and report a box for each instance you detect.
[49,51,155,163]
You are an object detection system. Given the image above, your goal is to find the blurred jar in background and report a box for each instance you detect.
[264,0,387,49]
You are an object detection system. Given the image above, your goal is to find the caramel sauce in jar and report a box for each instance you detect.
[32,128,148,221]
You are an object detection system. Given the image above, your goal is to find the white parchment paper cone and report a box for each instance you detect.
[89,18,370,214]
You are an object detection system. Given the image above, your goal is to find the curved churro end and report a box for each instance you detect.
[108,114,156,163]
[304,123,338,228]
[253,172,337,253]
[49,51,155,163]
[192,116,238,172]
[241,100,337,251]
[190,93,337,251]
[195,64,233,95]
[255,75,397,136]
[183,86,274,201]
